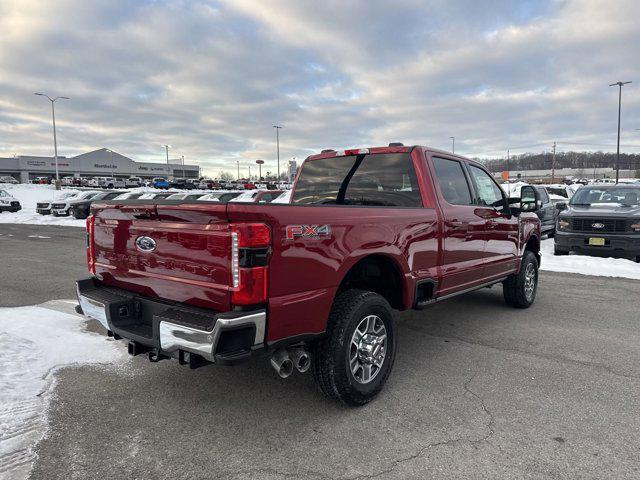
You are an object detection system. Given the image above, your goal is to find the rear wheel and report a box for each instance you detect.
[503,250,539,308]
[312,289,397,406]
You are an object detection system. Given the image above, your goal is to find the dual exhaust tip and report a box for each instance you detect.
[270,347,310,378]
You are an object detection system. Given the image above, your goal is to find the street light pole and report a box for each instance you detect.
[273,125,283,180]
[609,81,632,183]
[449,136,455,154]
[34,93,69,190]
[237,160,240,181]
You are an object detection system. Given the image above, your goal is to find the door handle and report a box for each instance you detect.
[446,220,463,227]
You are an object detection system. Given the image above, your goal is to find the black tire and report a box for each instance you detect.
[52,211,59,217]
[554,245,569,256]
[311,289,397,406]
[503,250,539,309]
[546,230,555,238]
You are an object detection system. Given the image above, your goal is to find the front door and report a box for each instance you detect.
[467,165,519,279]
[430,156,487,295]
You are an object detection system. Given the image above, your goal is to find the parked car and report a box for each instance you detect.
[169,178,196,190]
[165,193,207,201]
[243,182,257,190]
[50,191,101,216]
[112,192,148,200]
[37,191,79,215]
[533,186,559,236]
[60,176,76,186]
[100,177,126,189]
[0,189,21,212]
[152,177,170,189]
[228,190,284,203]
[70,191,124,219]
[125,177,143,188]
[0,176,19,184]
[33,176,50,184]
[137,192,176,200]
[196,191,243,203]
[555,184,640,261]
[77,144,542,405]
[87,177,106,188]
[198,179,223,190]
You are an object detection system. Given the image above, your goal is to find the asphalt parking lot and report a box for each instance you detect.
[1,224,639,479]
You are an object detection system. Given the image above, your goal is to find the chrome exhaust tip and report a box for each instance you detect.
[270,348,294,378]
[289,348,310,373]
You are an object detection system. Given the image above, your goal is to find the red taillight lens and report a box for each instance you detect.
[230,223,270,305]
[231,222,271,247]
[231,267,267,305]
[86,215,96,275]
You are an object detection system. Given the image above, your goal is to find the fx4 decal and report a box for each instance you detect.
[286,224,331,240]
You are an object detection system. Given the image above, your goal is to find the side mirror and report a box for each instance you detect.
[520,185,539,212]
[555,202,567,211]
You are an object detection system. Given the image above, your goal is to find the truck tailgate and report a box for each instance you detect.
[91,201,233,311]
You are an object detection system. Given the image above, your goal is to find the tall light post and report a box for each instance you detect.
[163,145,171,178]
[609,81,632,183]
[273,125,283,180]
[236,160,240,181]
[449,136,455,154]
[35,93,69,189]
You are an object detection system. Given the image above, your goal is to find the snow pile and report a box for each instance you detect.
[0,301,124,479]
[540,238,640,280]
[0,184,86,227]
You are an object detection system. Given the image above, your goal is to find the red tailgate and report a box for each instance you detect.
[92,202,233,311]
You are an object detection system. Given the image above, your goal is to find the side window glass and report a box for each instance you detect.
[469,165,505,209]
[432,157,473,205]
[537,188,550,204]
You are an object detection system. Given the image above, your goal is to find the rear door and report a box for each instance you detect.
[466,164,519,279]
[429,156,487,295]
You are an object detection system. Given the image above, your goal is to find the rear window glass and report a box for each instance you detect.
[292,153,422,207]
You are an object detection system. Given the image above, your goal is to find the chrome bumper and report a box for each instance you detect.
[76,281,266,363]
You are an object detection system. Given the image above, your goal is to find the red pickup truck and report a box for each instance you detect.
[77,144,541,405]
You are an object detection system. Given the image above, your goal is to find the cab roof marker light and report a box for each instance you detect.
[334,148,369,156]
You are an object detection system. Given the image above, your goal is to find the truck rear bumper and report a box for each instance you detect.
[76,278,266,365]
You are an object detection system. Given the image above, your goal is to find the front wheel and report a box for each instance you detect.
[312,289,397,406]
[503,250,539,308]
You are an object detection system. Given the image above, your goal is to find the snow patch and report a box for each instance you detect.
[0,184,86,227]
[540,238,640,280]
[0,301,124,479]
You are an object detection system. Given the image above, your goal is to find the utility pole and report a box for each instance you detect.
[248,165,251,180]
[273,125,283,179]
[551,141,556,183]
[237,160,240,181]
[449,136,455,154]
[610,81,632,183]
[34,93,69,190]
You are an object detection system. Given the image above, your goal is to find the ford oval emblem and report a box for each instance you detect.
[591,222,605,229]
[135,236,157,252]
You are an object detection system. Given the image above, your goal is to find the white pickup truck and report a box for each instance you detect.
[99,177,126,189]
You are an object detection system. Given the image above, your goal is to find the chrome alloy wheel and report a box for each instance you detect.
[524,263,536,301]
[349,315,387,384]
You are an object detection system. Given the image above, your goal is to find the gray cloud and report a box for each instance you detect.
[1,0,639,176]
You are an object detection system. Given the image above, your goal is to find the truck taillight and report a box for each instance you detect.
[230,223,270,305]
[86,215,96,275]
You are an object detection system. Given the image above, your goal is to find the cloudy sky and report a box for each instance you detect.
[1,0,639,176]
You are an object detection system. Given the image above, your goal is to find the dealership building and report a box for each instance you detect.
[0,148,199,183]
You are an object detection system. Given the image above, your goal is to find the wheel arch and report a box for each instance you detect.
[335,253,409,310]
